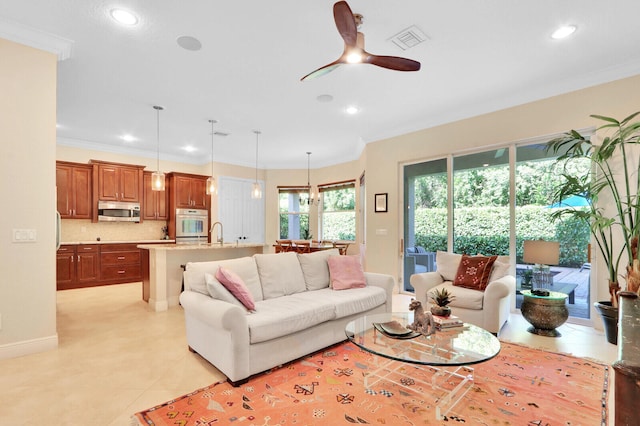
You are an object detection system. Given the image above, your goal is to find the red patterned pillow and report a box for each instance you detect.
[216,267,256,310]
[453,255,498,291]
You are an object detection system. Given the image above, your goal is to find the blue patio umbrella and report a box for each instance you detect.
[546,194,590,208]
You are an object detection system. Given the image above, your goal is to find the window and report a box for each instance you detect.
[278,187,310,239]
[320,180,356,241]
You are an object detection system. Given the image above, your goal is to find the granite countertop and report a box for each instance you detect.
[61,239,175,245]
[137,242,265,250]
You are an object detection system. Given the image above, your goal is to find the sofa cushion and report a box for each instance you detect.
[246,294,335,343]
[310,286,387,319]
[433,282,484,310]
[216,267,256,311]
[436,251,462,281]
[205,272,246,309]
[297,248,340,290]
[328,255,366,290]
[254,252,306,299]
[185,257,264,302]
[453,255,497,291]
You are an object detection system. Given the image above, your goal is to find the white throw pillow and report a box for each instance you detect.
[489,258,511,282]
[205,272,246,309]
[436,251,462,281]
[254,252,306,299]
[183,269,208,295]
[297,248,340,291]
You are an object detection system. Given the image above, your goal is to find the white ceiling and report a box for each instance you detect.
[2,0,640,169]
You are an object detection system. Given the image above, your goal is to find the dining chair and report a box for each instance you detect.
[275,239,293,253]
[295,241,311,254]
[332,241,350,255]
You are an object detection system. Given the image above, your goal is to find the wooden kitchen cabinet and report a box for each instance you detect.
[99,243,142,284]
[56,161,92,219]
[143,171,168,220]
[56,244,99,290]
[169,173,208,209]
[91,160,145,203]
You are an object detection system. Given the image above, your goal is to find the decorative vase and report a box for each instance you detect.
[594,301,618,345]
[431,306,451,317]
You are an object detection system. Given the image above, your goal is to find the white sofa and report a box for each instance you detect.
[410,251,515,334]
[179,249,395,385]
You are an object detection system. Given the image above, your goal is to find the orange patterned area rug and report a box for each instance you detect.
[133,341,608,425]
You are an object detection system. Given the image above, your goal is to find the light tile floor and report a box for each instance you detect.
[0,283,617,425]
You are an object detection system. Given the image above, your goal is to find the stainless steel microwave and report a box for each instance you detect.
[97,201,141,222]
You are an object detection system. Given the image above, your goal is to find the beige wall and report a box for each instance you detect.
[0,39,58,357]
[364,73,640,306]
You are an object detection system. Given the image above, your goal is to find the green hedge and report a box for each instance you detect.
[412,205,588,267]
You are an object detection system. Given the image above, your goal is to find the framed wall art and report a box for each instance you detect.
[374,193,388,213]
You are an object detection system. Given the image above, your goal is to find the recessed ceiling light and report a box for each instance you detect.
[345,105,360,115]
[110,9,138,26]
[177,36,202,51]
[121,134,136,142]
[551,25,577,40]
[183,145,197,153]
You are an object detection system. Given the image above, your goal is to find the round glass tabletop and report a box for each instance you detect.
[345,312,501,367]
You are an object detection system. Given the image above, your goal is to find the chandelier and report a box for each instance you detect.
[299,152,319,205]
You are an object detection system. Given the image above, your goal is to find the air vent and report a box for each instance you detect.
[389,25,428,50]
[214,131,229,137]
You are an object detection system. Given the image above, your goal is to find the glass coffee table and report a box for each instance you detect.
[345,312,501,420]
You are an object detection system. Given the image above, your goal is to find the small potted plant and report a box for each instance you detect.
[429,288,455,317]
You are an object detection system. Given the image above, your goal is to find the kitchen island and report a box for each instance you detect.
[138,243,265,311]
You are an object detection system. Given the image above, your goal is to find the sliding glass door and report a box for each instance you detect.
[403,142,592,323]
[452,149,510,256]
[515,144,591,321]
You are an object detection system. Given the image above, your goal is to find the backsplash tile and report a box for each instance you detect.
[61,219,167,243]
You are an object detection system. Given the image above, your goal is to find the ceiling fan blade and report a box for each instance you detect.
[333,1,357,47]
[366,54,421,72]
[300,61,342,81]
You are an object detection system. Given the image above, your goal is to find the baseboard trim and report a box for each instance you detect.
[0,334,58,360]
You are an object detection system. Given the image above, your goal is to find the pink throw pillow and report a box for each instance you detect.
[328,255,366,290]
[453,255,497,291]
[215,267,256,311]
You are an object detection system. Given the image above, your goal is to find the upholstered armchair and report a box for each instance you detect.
[410,251,515,334]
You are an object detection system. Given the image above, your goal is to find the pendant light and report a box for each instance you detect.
[300,152,318,205]
[251,130,263,199]
[151,105,165,191]
[206,119,218,195]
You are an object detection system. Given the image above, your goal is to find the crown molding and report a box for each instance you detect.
[0,17,73,61]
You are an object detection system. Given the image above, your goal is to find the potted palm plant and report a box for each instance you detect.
[546,111,640,344]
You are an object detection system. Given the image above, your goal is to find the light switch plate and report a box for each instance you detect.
[12,229,37,242]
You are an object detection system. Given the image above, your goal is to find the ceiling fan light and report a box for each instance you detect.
[346,51,363,64]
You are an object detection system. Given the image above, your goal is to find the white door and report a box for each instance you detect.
[219,177,264,244]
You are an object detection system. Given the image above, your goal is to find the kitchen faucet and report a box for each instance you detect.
[210,221,224,245]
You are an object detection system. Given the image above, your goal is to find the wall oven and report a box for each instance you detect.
[175,208,208,244]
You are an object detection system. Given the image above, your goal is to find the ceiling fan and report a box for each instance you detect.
[301,0,421,81]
